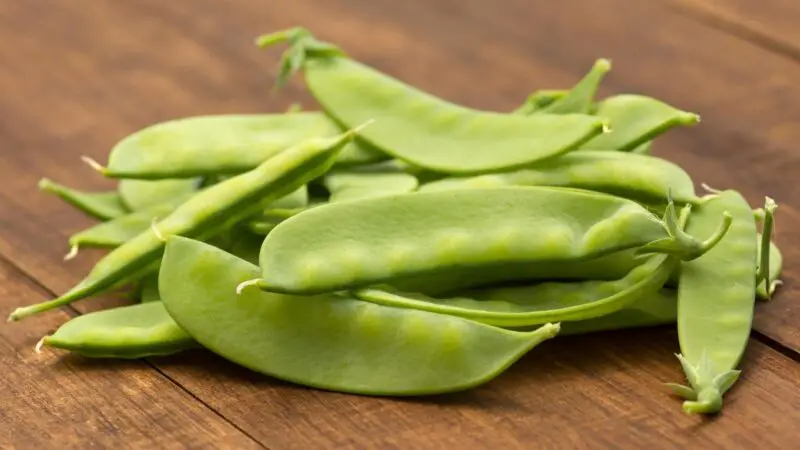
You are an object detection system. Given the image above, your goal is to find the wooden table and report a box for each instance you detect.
[1,1,798,448]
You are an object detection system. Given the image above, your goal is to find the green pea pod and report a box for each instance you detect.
[39,178,129,221]
[9,128,362,322]
[89,113,385,179]
[354,252,677,327]
[630,141,653,155]
[118,178,201,212]
[668,191,768,415]
[557,289,678,336]
[38,301,197,358]
[579,95,699,152]
[65,201,184,257]
[160,235,560,396]
[246,187,730,296]
[537,58,610,115]
[138,273,161,303]
[512,89,567,115]
[757,238,782,300]
[418,151,700,206]
[323,160,419,203]
[258,27,608,175]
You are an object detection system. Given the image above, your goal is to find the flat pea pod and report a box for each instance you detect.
[258,28,608,175]
[667,191,767,415]
[418,151,700,206]
[38,301,197,358]
[536,59,610,115]
[247,186,728,295]
[354,252,677,327]
[578,94,699,152]
[39,178,128,221]
[323,161,419,203]
[160,235,560,396]
[89,113,384,179]
[8,129,360,322]
[630,141,653,155]
[118,178,201,211]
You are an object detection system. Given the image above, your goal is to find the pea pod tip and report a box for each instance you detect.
[80,155,108,175]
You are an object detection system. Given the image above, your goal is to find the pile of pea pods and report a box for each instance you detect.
[15,27,784,416]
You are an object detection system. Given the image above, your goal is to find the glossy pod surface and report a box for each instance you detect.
[354,253,677,327]
[39,178,129,220]
[9,131,356,321]
[672,190,759,414]
[41,302,197,358]
[256,187,678,295]
[418,151,699,205]
[100,113,383,179]
[161,236,559,396]
[260,29,608,174]
[578,95,699,152]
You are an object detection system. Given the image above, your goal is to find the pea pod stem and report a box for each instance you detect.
[755,197,778,300]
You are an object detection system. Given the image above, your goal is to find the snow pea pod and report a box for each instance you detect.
[246,187,730,295]
[418,151,700,205]
[118,178,201,211]
[38,178,128,220]
[38,301,197,358]
[9,129,360,322]
[536,58,610,115]
[512,89,567,115]
[667,191,770,415]
[258,28,608,175]
[353,252,677,327]
[558,289,677,336]
[578,95,699,152]
[160,235,560,396]
[89,113,384,179]
[323,161,419,203]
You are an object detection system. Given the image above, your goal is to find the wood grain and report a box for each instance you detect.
[154,330,800,449]
[662,0,800,61]
[0,257,260,449]
[1,0,800,448]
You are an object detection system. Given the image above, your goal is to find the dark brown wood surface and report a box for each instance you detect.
[1,0,799,448]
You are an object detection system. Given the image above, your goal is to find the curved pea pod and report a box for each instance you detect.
[354,252,678,327]
[578,95,700,152]
[38,302,197,358]
[160,235,559,396]
[64,201,185,258]
[88,113,384,179]
[247,187,730,295]
[668,191,769,415]
[8,129,360,322]
[535,58,610,115]
[418,151,700,205]
[389,248,644,296]
[558,289,677,336]
[118,178,201,211]
[38,178,128,221]
[323,161,419,202]
[258,28,608,175]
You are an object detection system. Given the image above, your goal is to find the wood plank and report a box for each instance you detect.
[1,0,800,447]
[0,257,260,449]
[156,329,800,449]
[662,0,800,60]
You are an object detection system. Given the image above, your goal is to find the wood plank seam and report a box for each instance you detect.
[0,247,271,449]
[661,1,800,64]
